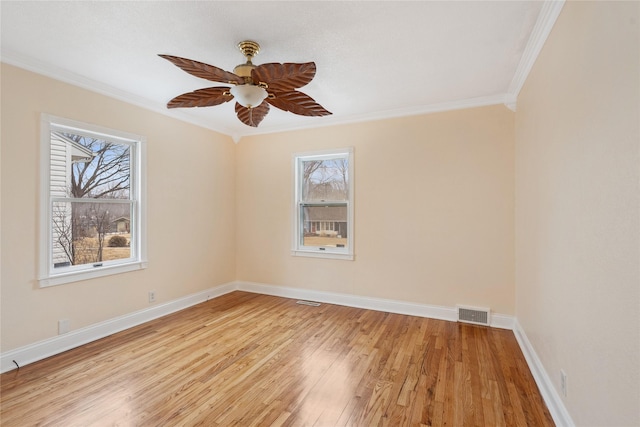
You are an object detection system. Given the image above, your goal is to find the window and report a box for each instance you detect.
[293,148,353,260]
[39,115,147,286]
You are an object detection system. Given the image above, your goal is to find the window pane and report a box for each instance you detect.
[301,157,348,201]
[42,115,145,286]
[293,148,352,259]
[50,131,130,200]
[52,201,132,268]
[301,205,348,248]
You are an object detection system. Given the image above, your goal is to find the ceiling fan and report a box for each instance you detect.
[159,41,331,127]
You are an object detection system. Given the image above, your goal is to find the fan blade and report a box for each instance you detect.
[167,87,233,109]
[252,62,317,91]
[267,90,332,117]
[235,101,270,127]
[159,54,244,85]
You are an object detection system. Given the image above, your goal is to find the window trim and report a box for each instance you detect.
[292,147,354,260]
[39,114,147,287]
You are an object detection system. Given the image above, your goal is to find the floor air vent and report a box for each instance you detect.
[457,305,490,326]
[296,300,321,307]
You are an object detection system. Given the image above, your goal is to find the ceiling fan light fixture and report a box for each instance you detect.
[230,84,268,108]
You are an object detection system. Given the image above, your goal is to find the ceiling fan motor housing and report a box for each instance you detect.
[233,63,255,80]
[234,40,260,81]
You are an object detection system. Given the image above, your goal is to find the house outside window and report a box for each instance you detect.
[39,115,147,286]
[292,148,354,260]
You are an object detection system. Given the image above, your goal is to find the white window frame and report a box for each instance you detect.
[39,114,147,287]
[292,147,354,260]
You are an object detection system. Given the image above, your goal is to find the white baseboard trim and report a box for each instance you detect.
[1,280,572,425]
[237,280,457,321]
[1,280,516,374]
[513,319,575,427]
[490,313,516,330]
[235,281,514,329]
[0,282,236,373]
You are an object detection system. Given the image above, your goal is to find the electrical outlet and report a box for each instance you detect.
[560,369,567,398]
[58,319,70,335]
[148,290,156,303]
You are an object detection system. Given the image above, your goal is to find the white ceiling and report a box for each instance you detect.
[0,1,563,141]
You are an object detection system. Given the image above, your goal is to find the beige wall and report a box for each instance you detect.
[1,62,516,354]
[236,106,515,314]
[0,64,237,351]
[515,2,639,425]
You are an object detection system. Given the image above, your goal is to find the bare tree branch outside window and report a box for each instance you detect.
[51,132,132,267]
[302,158,348,201]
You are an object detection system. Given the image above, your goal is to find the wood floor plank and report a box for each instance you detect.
[0,292,554,426]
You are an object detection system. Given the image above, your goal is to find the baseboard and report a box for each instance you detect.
[0,282,236,373]
[1,280,516,374]
[489,312,516,329]
[237,280,457,321]
[235,281,514,329]
[2,280,572,425]
[513,319,575,427]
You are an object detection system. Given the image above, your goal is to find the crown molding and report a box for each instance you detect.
[234,93,514,142]
[507,0,566,109]
[3,0,564,141]
[2,48,515,141]
[0,49,238,138]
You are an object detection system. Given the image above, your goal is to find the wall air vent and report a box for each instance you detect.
[457,305,491,326]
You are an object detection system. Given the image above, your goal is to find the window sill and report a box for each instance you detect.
[39,260,148,287]
[291,250,354,261]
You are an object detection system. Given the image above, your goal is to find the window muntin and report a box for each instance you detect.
[293,149,353,259]
[40,115,147,286]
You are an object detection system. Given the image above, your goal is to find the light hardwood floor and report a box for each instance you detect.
[0,292,553,426]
